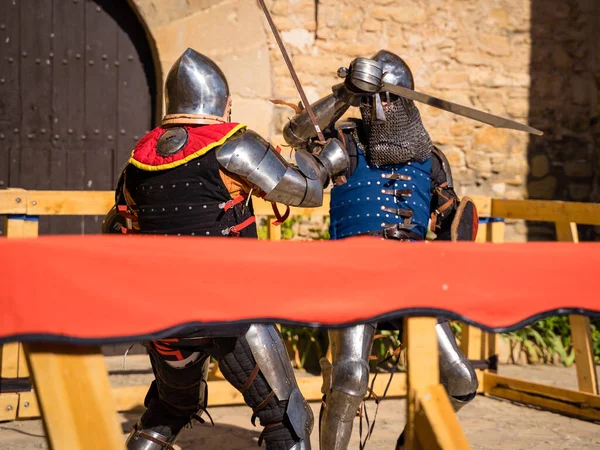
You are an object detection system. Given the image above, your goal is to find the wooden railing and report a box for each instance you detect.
[1,188,599,449]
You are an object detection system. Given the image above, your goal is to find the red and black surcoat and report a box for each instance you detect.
[120,123,257,238]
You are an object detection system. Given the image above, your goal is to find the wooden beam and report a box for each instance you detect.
[0,189,28,214]
[460,325,483,361]
[555,221,579,243]
[3,191,600,226]
[267,216,282,241]
[492,199,600,225]
[0,393,19,422]
[569,315,599,395]
[23,343,125,450]
[414,384,471,450]
[16,391,39,419]
[0,343,20,378]
[17,344,30,378]
[483,373,600,421]
[553,221,598,394]
[3,371,421,422]
[405,317,440,450]
[25,191,114,216]
[473,196,492,244]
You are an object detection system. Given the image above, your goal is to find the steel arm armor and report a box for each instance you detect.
[283,83,362,148]
[216,129,348,207]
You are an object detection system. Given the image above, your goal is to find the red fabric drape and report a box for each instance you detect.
[0,236,598,343]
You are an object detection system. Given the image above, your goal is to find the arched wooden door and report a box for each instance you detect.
[0,0,157,235]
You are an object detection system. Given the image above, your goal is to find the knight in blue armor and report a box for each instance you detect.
[283,50,479,449]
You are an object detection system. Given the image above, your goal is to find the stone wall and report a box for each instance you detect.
[266,0,537,241]
[527,0,599,241]
[130,0,276,137]
[129,0,599,242]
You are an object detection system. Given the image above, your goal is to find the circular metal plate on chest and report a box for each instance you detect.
[157,127,189,157]
[294,148,319,180]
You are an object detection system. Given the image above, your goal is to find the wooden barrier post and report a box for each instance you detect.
[268,216,282,241]
[23,343,125,450]
[1,214,37,402]
[405,317,470,450]
[555,221,599,395]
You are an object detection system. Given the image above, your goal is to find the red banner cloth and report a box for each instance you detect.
[0,236,598,344]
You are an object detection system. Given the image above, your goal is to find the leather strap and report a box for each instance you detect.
[270,202,290,226]
[223,216,257,237]
[381,173,411,181]
[380,188,413,198]
[251,390,277,426]
[240,365,261,394]
[219,193,248,212]
[380,206,414,217]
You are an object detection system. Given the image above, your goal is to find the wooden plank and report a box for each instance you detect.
[555,221,579,243]
[569,315,599,395]
[460,325,483,360]
[414,384,471,450]
[7,372,412,422]
[0,343,20,378]
[17,391,38,419]
[489,221,505,243]
[23,343,125,450]
[3,216,25,238]
[25,191,114,215]
[17,344,30,378]
[553,222,597,394]
[483,373,600,421]
[481,332,500,374]
[0,189,28,214]
[405,317,440,450]
[268,216,282,241]
[492,199,600,226]
[0,393,19,422]
[472,196,492,243]
[114,372,408,409]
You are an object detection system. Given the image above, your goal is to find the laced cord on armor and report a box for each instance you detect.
[360,97,433,166]
[122,343,137,369]
[358,345,404,450]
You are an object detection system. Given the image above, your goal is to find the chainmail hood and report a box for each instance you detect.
[360,96,433,166]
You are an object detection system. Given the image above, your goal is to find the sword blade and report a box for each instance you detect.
[257,0,326,143]
[382,82,543,136]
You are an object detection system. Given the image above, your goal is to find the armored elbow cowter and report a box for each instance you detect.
[216,130,349,208]
[283,83,362,148]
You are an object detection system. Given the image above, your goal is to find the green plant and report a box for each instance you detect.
[502,316,579,366]
[280,326,328,370]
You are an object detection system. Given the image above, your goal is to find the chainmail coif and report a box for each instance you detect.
[360,96,433,166]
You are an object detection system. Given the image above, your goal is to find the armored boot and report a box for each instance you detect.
[395,320,478,449]
[319,324,376,450]
[125,345,210,449]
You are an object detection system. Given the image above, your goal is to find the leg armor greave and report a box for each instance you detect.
[395,320,478,450]
[126,345,210,449]
[437,320,478,411]
[217,325,313,450]
[320,324,376,450]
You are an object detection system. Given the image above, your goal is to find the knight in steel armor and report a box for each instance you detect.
[283,50,478,449]
[102,48,351,450]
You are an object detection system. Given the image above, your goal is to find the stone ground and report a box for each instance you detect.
[1,356,598,449]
